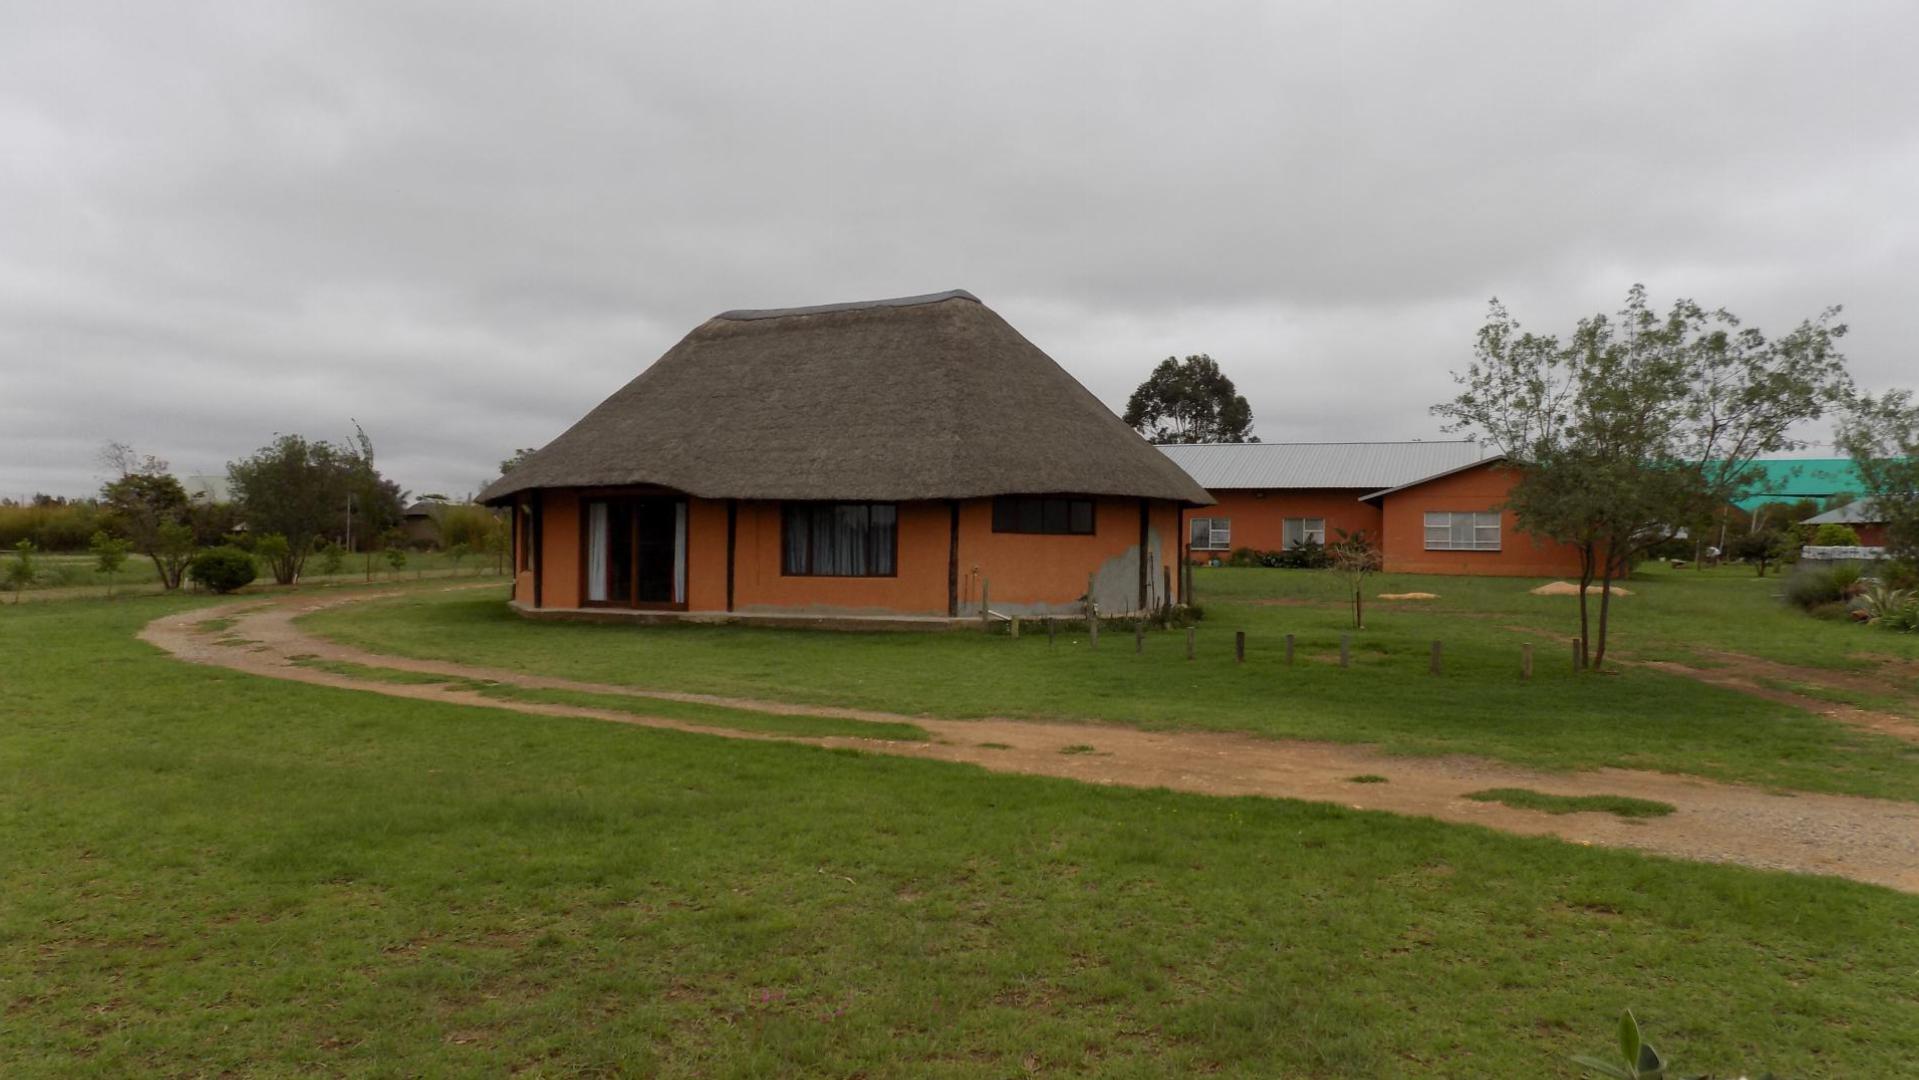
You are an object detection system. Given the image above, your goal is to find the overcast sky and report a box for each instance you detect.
[3,2,1914,501]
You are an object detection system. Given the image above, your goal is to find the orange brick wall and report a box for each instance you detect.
[1376,462,1586,577]
[524,491,1185,617]
[1182,489,1381,561]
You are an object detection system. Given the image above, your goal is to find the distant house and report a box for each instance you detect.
[1159,442,1586,577]
[402,501,443,548]
[1733,459,1864,511]
[1159,440,1488,558]
[1803,500,1891,547]
[478,290,1211,623]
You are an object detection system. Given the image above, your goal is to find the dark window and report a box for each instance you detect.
[992,496,1096,535]
[781,503,898,576]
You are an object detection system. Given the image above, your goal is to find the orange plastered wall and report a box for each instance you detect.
[1377,462,1586,577]
[1183,489,1381,561]
[683,498,731,612]
[731,499,950,616]
[956,496,1179,614]
[539,492,583,608]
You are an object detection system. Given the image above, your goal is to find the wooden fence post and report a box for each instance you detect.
[1284,633,1295,666]
[1235,630,1246,664]
[1089,608,1099,650]
[1185,626,1196,660]
[1430,640,1442,675]
[1010,616,1020,639]
[1572,637,1583,672]
[1134,620,1144,654]
[980,580,990,630]
[1339,634,1351,668]
[1521,643,1533,681]
[1047,618,1056,646]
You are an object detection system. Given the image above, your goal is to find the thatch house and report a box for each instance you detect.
[479,290,1211,625]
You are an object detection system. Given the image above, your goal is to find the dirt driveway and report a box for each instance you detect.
[141,589,1919,894]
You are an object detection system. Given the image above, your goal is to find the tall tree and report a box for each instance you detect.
[1435,286,1848,667]
[228,429,401,584]
[1836,390,1919,568]
[98,443,195,589]
[1122,355,1257,444]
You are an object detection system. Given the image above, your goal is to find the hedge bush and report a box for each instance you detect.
[188,547,257,594]
[1811,523,1862,547]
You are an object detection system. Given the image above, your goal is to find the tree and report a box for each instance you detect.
[1327,529,1382,629]
[100,471,194,589]
[500,448,537,475]
[1728,527,1794,576]
[1837,390,1919,568]
[4,540,36,602]
[229,428,403,584]
[252,534,293,584]
[154,521,196,590]
[1435,286,1849,667]
[1122,355,1257,444]
[89,530,130,597]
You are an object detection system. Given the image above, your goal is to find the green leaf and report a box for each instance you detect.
[1635,1039,1665,1076]
[1619,1009,1642,1070]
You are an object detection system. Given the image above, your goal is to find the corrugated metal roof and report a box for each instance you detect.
[1804,499,1884,525]
[1731,459,1863,510]
[1157,440,1491,490]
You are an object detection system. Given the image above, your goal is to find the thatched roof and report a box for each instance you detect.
[481,290,1212,506]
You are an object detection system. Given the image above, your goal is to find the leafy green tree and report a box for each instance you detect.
[315,539,345,577]
[4,539,36,602]
[229,429,403,584]
[1837,390,1919,568]
[89,530,130,597]
[1326,528,1381,629]
[1122,355,1257,444]
[499,448,537,475]
[1435,286,1849,666]
[100,467,193,589]
[153,521,196,590]
[446,542,472,574]
[252,534,293,583]
[1729,527,1794,576]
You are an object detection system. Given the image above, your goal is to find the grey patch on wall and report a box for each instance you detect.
[987,525,1168,618]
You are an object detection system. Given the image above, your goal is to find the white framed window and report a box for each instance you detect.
[1424,511,1501,551]
[1283,517,1326,549]
[1189,516,1232,551]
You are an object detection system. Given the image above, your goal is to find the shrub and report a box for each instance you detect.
[1783,569,1844,610]
[188,547,258,594]
[1812,523,1862,547]
[1829,563,1864,596]
[1807,600,1851,621]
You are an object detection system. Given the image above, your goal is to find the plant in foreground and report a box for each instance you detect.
[1572,1009,1771,1079]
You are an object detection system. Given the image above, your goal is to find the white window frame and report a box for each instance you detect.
[1283,517,1326,549]
[1424,511,1501,551]
[1190,516,1232,551]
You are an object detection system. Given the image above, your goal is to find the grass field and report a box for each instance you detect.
[5,592,1919,1075]
[7,549,507,602]
[301,568,1919,802]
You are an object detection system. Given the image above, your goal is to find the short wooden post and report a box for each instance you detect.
[1161,566,1173,622]
[1185,626,1196,660]
[980,580,990,629]
[1284,633,1295,666]
[1572,637,1583,672]
[1134,620,1144,654]
[1010,616,1020,639]
[1047,618,1056,646]
[1235,631,1246,664]
[1521,642,1533,680]
[1089,608,1099,650]
[1429,640,1442,676]
[1339,634,1351,668]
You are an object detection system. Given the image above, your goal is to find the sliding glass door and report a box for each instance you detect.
[583,497,687,608]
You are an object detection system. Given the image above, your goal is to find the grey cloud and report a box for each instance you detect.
[3,0,1914,499]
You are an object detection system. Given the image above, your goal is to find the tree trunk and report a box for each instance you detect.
[1594,543,1618,668]
[1575,542,1596,667]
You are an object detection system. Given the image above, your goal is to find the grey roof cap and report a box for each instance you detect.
[717,289,980,321]
[1804,500,1885,525]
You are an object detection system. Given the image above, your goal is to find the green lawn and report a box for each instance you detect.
[300,571,1919,802]
[10,549,507,601]
[4,596,1918,1075]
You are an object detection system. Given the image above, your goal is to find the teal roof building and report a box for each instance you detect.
[1733,459,1864,510]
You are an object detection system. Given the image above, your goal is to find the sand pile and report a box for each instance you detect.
[1378,592,1439,601]
[1530,581,1633,597]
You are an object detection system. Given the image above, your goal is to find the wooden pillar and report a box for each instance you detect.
[725,499,738,612]
[946,500,960,618]
[531,489,544,609]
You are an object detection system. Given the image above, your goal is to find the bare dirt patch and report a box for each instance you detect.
[1530,581,1633,597]
[139,590,1919,894]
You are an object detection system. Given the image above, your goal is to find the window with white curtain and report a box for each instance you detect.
[586,501,609,601]
[1423,511,1501,551]
[1189,517,1231,551]
[1283,517,1325,548]
[781,503,897,576]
